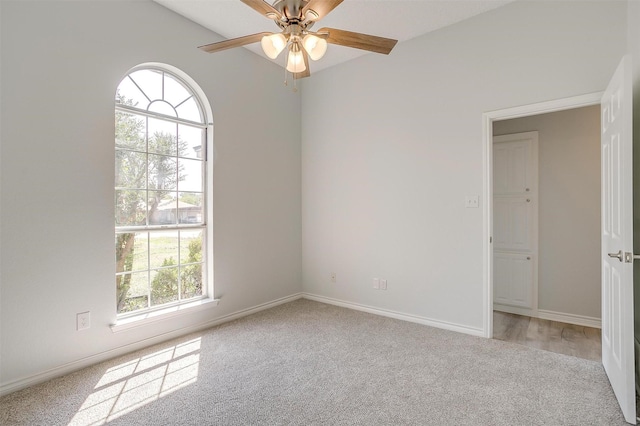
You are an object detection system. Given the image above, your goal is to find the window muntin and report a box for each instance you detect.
[116,69,204,123]
[115,67,208,316]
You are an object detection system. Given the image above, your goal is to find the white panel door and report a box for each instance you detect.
[601,55,635,424]
[493,134,536,195]
[494,197,533,251]
[493,132,538,313]
[494,252,534,308]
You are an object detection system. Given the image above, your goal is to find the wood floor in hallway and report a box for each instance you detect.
[493,311,601,362]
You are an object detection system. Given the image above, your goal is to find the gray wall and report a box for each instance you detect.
[301,1,627,331]
[494,106,601,319]
[0,0,302,389]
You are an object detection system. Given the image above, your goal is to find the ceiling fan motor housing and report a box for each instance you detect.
[272,0,308,21]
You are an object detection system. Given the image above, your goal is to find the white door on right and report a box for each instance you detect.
[601,55,635,424]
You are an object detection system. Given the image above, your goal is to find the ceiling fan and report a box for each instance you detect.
[198,0,398,81]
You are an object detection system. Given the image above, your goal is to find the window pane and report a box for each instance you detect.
[116,150,147,189]
[181,263,203,300]
[178,158,203,192]
[178,193,203,224]
[151,267,179,306]
[178,125,204,159]
[148,154,177,191]
[180,230,203,300]
[148,118,177,156]
[129,69,162,103]
[175,97,202,123]
[164,74,191,107]
[116,80,149,110]
[116,232,149,273]
[117,271,149,314]
[148,100,176,117]
[180,230,202,264]
[149,192,177,225]
[115,112,146,151]
[149,231,179,269]
[116,190,147,226]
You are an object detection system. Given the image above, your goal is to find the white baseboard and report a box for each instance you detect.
[0,293,303,397]
[302,293,484,337]
[493,304,601,329]
[536,309,601,329]
[493,304,537,318]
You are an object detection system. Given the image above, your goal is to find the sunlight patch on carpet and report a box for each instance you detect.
[68,338,201,425]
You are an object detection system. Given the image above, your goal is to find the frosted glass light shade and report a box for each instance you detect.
[261,33,287,59]
[286,46,306,73]
[302,35,327,61]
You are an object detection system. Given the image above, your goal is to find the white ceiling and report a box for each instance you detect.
[154,0,516,73]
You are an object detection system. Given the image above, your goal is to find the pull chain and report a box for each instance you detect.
[283,61,288,87]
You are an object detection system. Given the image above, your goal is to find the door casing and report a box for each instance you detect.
[482,92,603,338]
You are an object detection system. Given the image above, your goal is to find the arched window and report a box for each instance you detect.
[115,65,211,317]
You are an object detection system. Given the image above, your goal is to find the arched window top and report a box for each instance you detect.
[116,67,205,124]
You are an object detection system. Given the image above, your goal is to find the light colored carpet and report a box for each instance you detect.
[0,299,627,425]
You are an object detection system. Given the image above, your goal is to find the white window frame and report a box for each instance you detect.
[112,63,217,331]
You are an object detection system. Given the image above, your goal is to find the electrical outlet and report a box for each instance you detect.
[380,279,387,290]
[373,278,380,289]
[77,311,90,331]
[331,272,337,283]
[465,195,479,208]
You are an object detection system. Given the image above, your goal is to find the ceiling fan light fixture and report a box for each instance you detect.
[286,43,306,73]
[261,33,287,59]
[302,34,327,61]
[200,0,399,84]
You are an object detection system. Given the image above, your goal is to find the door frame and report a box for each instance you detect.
[482,92,603,338]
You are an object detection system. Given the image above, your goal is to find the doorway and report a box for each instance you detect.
[489,105,602,360]
[482,93,603,339]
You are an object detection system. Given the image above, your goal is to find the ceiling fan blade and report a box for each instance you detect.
[240,0,282,19]
[318,27,398,55]
[294,50,311,79]
[302,0,343,21]
[198,32,271,53]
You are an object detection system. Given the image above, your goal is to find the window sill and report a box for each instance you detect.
[110,298,220,333]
